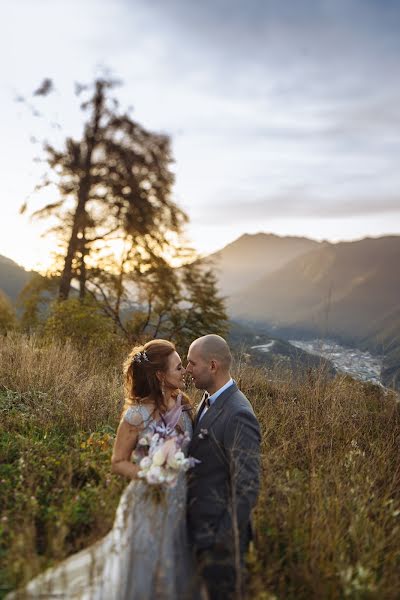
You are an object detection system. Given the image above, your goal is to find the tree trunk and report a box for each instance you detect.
[58,199,86,300]
[58,81,105,300]
[79,231,88,301]
[114,242,130,320]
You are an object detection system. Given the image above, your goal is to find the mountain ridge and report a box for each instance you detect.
[207,232,321,295]
[228,236,400,334]
[223,234,400,388]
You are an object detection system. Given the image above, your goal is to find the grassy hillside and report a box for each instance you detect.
[1,334,399,599]
[359,306,400,389]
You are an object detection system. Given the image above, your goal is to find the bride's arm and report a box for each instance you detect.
[111,414,143,479]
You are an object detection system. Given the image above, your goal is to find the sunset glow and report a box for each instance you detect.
[1,0,399,270]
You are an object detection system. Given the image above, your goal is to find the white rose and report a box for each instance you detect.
[139,456,152,469]
[146,465,162,484]
[138,437,149,446]
[174,451,185,463]
[146,472,158,484]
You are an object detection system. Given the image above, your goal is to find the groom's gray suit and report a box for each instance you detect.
[187,381,261,598]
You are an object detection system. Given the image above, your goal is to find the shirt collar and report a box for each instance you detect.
[207,378,234,407]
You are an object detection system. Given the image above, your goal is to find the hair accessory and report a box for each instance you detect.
[133,350,149,364]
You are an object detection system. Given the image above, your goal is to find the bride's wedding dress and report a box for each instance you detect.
[8,404,198,600]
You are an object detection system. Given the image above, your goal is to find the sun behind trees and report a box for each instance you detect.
[19,77,227,349]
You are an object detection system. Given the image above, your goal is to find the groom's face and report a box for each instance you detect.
[186,343,213,390]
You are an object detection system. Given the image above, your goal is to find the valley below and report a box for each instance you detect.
[249,335,384,387]
[250,336,383,385]
[290,339,383,386]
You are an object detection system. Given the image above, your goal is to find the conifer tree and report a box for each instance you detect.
[32,78,187,300]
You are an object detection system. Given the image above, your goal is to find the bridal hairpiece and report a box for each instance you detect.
[133,350,149,364]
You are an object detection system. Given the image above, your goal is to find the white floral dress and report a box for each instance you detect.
[8,405,199,600]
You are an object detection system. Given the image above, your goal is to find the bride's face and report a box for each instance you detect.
[164,351,185,389]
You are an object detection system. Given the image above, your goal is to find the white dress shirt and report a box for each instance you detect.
[198,378,234,421]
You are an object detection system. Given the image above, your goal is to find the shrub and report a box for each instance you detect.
[42,298,120,351]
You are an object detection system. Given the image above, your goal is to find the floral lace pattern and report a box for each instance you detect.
[10,403,198,599]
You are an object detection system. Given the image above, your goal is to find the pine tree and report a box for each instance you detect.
[31,78,187,300]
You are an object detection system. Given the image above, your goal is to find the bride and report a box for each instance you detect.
[9,339,200,600]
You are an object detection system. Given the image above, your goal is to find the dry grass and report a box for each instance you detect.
[0,332,124,430]
[0,334,399,599]
[236,363,400,599]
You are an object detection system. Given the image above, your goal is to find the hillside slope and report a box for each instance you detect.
[228,236,400,388]
[208,232,320,295]
[0,255,33,302]
[229,236,400,341]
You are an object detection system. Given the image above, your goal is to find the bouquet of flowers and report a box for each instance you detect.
[135,420,198,488]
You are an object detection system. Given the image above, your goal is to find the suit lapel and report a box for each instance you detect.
[192,382,238,437]
[194,395,207,429]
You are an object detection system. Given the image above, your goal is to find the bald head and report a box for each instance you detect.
[191,334,232,371]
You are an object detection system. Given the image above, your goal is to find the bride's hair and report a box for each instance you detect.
[123,339,191,416]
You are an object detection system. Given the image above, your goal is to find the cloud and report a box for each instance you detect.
[195,187,400,224]
[125,0,400,94]
[1,0,399,261]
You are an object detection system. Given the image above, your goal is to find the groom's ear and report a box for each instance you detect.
[210,359,217,372]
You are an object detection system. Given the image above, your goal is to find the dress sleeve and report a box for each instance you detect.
[123,405,149,427]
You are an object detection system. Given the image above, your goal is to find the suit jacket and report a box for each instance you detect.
[187,382,261,552]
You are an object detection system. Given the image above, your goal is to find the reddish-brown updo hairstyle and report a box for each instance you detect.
[123,339,191,416]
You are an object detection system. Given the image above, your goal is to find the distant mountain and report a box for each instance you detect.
[207,233,320,295]
[0,255,33,302]
[228,236,400,342]
[226,236,400,389]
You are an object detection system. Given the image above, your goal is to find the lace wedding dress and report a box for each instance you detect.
[8,403,199,600]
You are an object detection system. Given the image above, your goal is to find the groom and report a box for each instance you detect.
[186,334,261,600]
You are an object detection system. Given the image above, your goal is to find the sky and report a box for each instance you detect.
[0,0,399,271]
